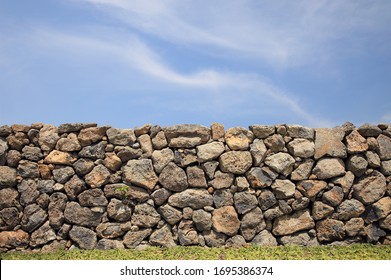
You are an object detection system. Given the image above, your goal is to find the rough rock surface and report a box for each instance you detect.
[1,122,391,251]
[212,206,240,236]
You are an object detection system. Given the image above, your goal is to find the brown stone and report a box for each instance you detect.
[78,126,108,146]
[219,151,252,175]
[272,209,315,236]
[297,180,328,201]
[0,229,29,248]
[103,152,122,172]
[224,127,253,151]
[312,201,334,220]
[44,150,75,165]
[346,130,368,154]
[187,166,207,188]
[316,219,345,242]
[377,134,391,160]
[211,122,224,140]
[314,128,346,159]
[209,170,234,189]
[0,166,18,187]
[312,158,345,180]
[196,141,225,163]
[352,170,386,204]
[212,206,240,236]
[85,164,111,188]
[159,162,188,192]
[122,159,158,191]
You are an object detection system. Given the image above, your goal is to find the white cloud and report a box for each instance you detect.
[29,27,331,126]
[80,0,391,68]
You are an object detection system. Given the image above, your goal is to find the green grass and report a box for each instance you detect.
[1,245,390,260]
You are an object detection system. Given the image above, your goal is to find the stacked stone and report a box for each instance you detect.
[0,122,390,251]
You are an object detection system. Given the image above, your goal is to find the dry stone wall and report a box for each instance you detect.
[0,122,391,251]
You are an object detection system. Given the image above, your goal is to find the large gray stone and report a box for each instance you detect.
[53,166,75,184]
[168,189,213,209]
[106,128,136,146]
[291,160,314,181]
[258,190,277,210]
[22,146,43,161]
[249,125,275,139]
[158,204,182,225]
[107,198,132,222]
[17,160,40,179]
[48,192,67,230]
[357,123,382,137]
[18,179,39,206]
[312,201,334,220]
[178,220,199,245]
[287,138,315,158]
[322,186,344,207]
[38,124,59,151]
[377,134,391,160]
[233,192,258,214]
[249,139,267,166]
[64,175,86,200]
[314,128,346,159]
[64,202,103,227]
[287,125,314,139]
[196,142,225,162]
[78,141,106,160]
[265,152,295,176]
[352,170,386,204]
[363,197,391,223]
[56,133,81,152]
[192,209,212,231]
[209,171,234,189]
[252,230,277,246]
[347,155,368,177]
[123,228,152,248]
[213,189,233,208]
[312,158,345,180]
[163,124,210,148]
[219,151,252,175]
[246,167,277,188]
[271,179,296,199]
[21,204,47,232]
[240,207,266,241]
[0,207,20,230]
[333,199,365,221]
[96,223,125,239]
[159,162,188,192]
[77,189,108,207]
[30,221,56,247]
[132,203,161,228]
[69,226,97,250]
[96,239,125,250]
[151,148,174,174]
[149,225,176,248]
[279,232,311,246]
[123,159,158,191]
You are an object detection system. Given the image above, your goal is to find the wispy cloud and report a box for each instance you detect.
[81,0,391,68]
[29,27,331,126]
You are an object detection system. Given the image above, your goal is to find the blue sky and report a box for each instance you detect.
[1,0,391,128]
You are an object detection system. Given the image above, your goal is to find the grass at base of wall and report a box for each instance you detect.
[1,244,390,260]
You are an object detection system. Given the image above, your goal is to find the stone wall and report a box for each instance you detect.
[0,122,390,252]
